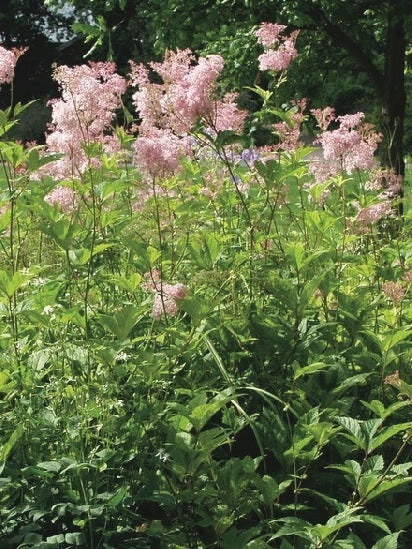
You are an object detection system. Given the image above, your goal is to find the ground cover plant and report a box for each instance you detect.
[0,22,412,548]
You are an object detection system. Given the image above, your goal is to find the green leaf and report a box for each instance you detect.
[189,401,226,432]
[108,486,127,507]
[47,534,65,543]
[392,504,412,530]
[97,305,142,340]
[258,475,280,506]
[382,329,412,352]
[335,417,363,448]
[37,460,62,473]
[108,272,142,293]
[358,470,412,502]
[368,422,412,453]
[0,424,24,460]
[362,514,391,534]
[68,248,91,266]
[269,517,313,542]
[65,532,85,544]
[293,361,329,381]
[0,269,32,298]
[332,373,371,397]
[311,506,363,541]
[370,532,400,549]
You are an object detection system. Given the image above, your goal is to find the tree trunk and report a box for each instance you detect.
[381,3,406,179]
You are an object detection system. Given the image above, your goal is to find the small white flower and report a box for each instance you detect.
[114,351,130,362]
[155,448,170,463]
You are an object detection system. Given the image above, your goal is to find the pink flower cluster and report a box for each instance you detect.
[43,62,127,179]
[134,129,192,178]
[255,22,298,72]
[273,98,307,151]
[309,109,382,182]
[355,201,393,224]
[44,185,77,213]
[381,281,408,303]
[143,270,187,320]
[0,46,26,85]
[130,49,247,176]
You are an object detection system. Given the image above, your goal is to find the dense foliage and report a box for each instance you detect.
[0,23,412,548]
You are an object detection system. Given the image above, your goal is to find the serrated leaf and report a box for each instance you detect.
[293,361,329,381]
[332,373,370,396]
[392,504,412,530]
[363,475,412,502]
[336,417,363,447]
[364,455,384,473]
[328,460,361,486]
[37,460,62,473]
[269,517,313,541]
[362,514,391,534]
[368,422,412,453]
[370,532,400,549]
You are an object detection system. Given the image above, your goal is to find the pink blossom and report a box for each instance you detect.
[143,272,187,320]
[152,294,179,320]
[0,46,25,85]
[336,112,364,130]
[131,49,247,142]
[402,270,412,284]
[44,185,77,213]
[355,201,393,224]
[130,50,226,136]
[255,24,298,72]
[309,112,382,182]
[273,98,307,151]
[211,93,247,132]
[41,62,127,179]
[382,281,407,303]
[255,23,287,47]
[134,129,192,177]
[163,282,187,300]
[311,107,336,131]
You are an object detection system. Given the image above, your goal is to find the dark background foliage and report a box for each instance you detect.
[0,1,411,161]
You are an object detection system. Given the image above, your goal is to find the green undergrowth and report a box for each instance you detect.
[0,106,411,549]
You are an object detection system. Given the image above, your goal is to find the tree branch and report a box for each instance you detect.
[303,3,385,97]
